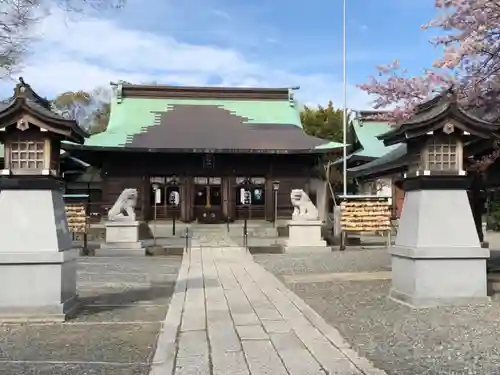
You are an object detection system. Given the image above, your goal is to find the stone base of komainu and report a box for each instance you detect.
[284,189,329,253]
[99,221,145,256]
[99,188,145,257]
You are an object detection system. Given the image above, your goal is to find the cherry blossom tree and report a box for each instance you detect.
[51,87,111,134]
[359,0,500,122]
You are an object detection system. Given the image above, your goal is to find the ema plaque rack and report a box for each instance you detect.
[338,195,392,250]
[65,203,88,234]
[63,194,90,254]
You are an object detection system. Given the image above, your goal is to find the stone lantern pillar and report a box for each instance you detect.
[0,78,87,322]
[378,89,496,308]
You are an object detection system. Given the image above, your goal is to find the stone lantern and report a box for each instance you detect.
[0,78,87,322]
[378,88,497,308]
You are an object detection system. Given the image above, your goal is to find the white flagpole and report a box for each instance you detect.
[342,0,348,196]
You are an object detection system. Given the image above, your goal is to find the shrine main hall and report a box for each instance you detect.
[62,83,342,223]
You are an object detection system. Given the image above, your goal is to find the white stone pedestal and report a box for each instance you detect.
[390,188,490,308]
[99,221,145,256]
[0,189,79,322]
[285,220,330,253]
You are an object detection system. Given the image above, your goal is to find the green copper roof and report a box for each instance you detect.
[84,97,305,148]
[352,118,398,158]
[348,144,407,178]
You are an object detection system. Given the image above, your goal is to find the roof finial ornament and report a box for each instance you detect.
[446,85,457,103]
[115,81,123,104]
[14,76,28,96]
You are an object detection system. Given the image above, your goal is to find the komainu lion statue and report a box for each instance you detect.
[290,189,319,221]
[108,188,138,221]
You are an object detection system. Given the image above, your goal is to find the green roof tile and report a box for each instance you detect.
[85,97,304,148]
[348,144,407,178]
[351,118,398,158]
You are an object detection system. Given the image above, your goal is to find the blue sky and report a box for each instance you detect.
[0,0,444,109]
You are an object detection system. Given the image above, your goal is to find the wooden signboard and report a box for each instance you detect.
[65,203,88,233]
[340,199,391,232]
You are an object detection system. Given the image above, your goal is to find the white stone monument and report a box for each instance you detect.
[99,188,145,256]
[392,184,489,307]
[285,189,329,253]
[0,78,87,322]
[379,88,491,308]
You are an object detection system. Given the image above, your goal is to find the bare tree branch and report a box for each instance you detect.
[0,0,125,79]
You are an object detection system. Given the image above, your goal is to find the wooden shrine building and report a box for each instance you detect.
[63,84,342,223]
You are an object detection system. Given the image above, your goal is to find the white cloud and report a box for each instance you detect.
[0,7,374,110]
[210,9,232,22]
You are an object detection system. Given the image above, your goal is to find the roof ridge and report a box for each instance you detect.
[113,83,299,101]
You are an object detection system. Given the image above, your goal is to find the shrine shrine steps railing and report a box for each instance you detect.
[71,220,288,252]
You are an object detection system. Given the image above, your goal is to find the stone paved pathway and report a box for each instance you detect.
[150,235,386,375]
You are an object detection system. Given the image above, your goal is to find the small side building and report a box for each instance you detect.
[331,110,403,216]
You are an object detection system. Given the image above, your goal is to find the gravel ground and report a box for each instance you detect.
[255,248,391,275]
[254,249,500,375]
[0,256,182,375]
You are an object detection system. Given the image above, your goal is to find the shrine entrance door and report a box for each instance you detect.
[193,177,224,223]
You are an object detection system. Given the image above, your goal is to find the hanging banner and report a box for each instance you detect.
[240,188,252,205]
[169,191,180,205]
[155,188,161,204]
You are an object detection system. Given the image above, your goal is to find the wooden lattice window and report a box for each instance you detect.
[427,137,458,171]
[10,139,45,169]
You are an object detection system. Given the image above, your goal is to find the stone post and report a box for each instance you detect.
[376,88,494,308]
[390,175,489,307]
[0,79,87,322]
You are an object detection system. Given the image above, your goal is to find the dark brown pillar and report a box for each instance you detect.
[228,177,236,220]
[265,176,273,221]
[186,177,195,222]
[180,176,195,222]
[222,177,230,218]
[141,176,151,221]
[180,176,188,222]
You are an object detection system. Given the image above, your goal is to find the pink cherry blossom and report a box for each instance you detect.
[359,0,500,123]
